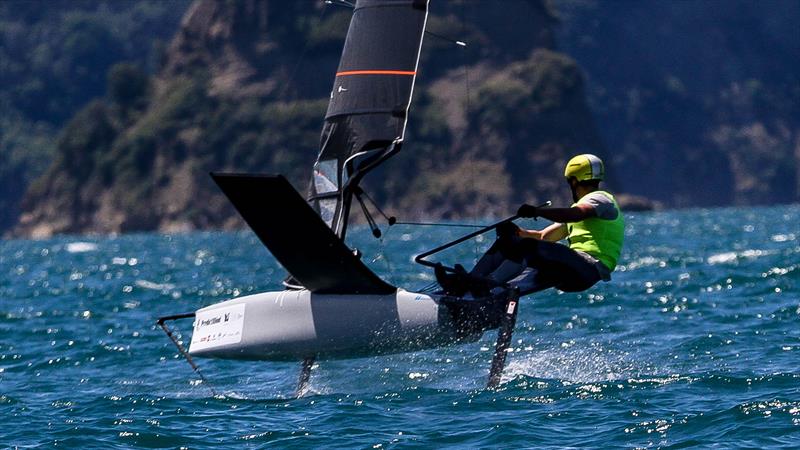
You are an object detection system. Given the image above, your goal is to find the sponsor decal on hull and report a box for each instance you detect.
[190,303,246,352]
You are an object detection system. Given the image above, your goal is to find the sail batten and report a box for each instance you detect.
[336,70,417,76]
[308,0,429,238]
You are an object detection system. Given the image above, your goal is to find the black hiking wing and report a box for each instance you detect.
[212,173,396,295]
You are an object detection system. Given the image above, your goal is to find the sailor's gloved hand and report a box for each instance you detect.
[517,203,538,218]
[496,221,521,239]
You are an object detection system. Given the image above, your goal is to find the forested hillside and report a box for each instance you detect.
[0,0,190,231]
[557,0,800,206]
[4,0,800,237]
[13,0,604,237]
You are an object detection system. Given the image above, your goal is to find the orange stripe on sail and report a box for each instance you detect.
[336,70,416,76]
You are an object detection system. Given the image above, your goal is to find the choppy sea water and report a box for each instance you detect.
[1,206,799,448]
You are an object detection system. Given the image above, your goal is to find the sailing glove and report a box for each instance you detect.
[496,221,521,238]
[517,204,538,218]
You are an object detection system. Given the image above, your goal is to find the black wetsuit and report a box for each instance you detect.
[470,234,602,294]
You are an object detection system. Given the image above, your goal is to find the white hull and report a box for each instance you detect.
[188,289,487,361]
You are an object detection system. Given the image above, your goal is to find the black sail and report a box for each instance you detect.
[309,0,429,238]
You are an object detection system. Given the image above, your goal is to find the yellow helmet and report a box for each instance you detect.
[564,154,605,182]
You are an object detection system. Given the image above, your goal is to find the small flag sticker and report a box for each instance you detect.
[507,301,517,315]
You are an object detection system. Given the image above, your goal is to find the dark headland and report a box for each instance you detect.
[2,0,798,238]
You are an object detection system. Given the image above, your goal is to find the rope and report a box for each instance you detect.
[458,1,480,265]
[372,232,396,285]
[277,5,330,101]
[394,221,487,228]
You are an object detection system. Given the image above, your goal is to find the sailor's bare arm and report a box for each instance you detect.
[518,222,568,242]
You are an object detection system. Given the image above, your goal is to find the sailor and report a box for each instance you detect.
[440,154,624,296]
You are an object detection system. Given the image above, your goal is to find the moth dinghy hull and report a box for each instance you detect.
[188,289,499,361]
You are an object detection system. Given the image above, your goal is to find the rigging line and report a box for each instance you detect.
[354,187,397,284]
[157,315,217,397]
[271,0,333,196]
[354,189,397,283]
[326,0,467,49]
[461,0,471,124]
[279,4,330,101]
[400,0,428,142]
[425,30,467,47]
[394,221,487,228]
[354,191,381,238]
[355,191,396,284]
[374,227,396,286]
[458,0,480,264]
[357,188,396,225]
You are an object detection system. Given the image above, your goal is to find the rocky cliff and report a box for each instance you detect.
[14,0,605,237]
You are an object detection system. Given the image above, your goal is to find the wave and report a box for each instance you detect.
[65,242,98,253]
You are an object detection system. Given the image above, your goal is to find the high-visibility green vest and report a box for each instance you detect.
[567,191,624,271]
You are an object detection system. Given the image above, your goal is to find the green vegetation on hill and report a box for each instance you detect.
[15,0,599,237]
[557,0,800,206]
[0,0,190,232]
[9,0,800,237]
[0,0,188,124]
[18,62,332,235]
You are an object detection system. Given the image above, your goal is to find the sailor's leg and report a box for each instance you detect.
[518,239,601,292]
[470,242,507,278]
[296,356,316,397]
[471,235,525,278]
[504,267,555,295]
[487,259,526,284]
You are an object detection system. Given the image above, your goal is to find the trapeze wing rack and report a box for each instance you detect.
[211,173,395,295]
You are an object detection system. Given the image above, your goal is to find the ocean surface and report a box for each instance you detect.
[1,206,799,448]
